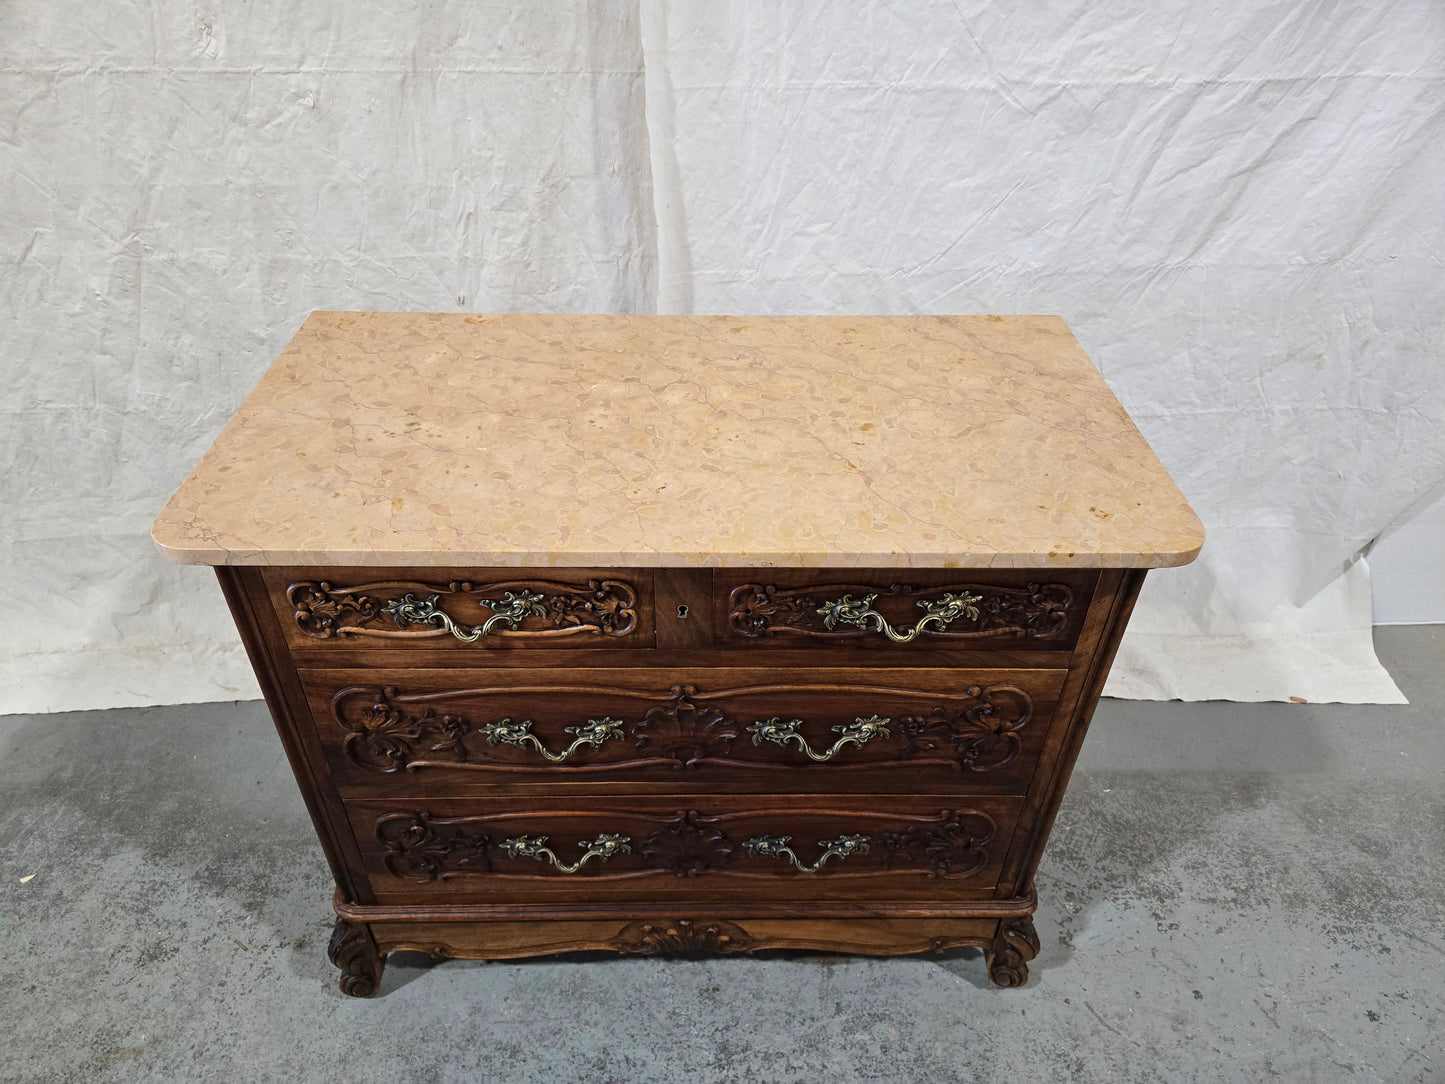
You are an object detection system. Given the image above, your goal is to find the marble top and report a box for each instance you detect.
[152,312,1203,569]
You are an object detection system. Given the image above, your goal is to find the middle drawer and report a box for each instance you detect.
[300,667,1066,796]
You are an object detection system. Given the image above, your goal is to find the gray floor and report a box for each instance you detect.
[2,627,1441,1082]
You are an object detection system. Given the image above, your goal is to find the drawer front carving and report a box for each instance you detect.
[264,567,654,651]
[301,667,1065,794]
[715,569,1096,651]
[345,796,1023,903]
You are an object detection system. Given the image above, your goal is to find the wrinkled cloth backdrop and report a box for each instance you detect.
[3,2,1441,712]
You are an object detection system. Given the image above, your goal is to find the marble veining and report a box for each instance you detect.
[151,313,1203,569]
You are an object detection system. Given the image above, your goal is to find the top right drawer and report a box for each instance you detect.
[713,569,1098,653]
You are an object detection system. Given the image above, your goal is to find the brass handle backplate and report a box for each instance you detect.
[478,717,625,762]
[746,715,891,762]
[814,591,983,642]
[499,834,632,873]
[381,589,548,642]
[742,833,871,873]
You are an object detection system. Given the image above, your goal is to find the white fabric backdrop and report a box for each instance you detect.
[3,2,1441,714]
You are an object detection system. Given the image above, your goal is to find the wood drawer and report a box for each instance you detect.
[301,666,1066,796]
[264,567,655,652]
[344,794,1024,904]
[712,569,1096,653]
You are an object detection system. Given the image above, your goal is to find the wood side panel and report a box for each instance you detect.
[215,567,375,904]
[1010,570,1147,892]
[991,570,1143,895]
[299,665,1065,796]
[986,570,1125,895]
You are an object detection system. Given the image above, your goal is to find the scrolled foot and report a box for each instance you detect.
[328,918,384,997]
[986,915,1040,988]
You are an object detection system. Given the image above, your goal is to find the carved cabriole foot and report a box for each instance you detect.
[985,915,1040,988]
[328,918,385,997]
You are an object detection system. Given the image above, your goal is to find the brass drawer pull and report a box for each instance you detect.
[499,833,632,873]
[815,591,982,642]
[746,715,891,761]
[742,833,870,873]
[381,589,548,641]
[478,717,625,762]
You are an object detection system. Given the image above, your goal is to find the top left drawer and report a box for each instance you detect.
[262,568,655,652]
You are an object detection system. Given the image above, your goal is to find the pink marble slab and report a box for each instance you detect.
[153,312,1203,568]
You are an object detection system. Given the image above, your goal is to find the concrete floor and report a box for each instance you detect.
[2,627,1441,1082]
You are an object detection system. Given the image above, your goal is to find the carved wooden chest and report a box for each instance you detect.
[154,313,1202,993]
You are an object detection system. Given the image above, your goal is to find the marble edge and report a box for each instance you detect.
[150,522,1204,570]
[307,310,1074,323]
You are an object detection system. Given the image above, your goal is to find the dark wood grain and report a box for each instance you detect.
[333,885,1038,922]
[365,915,1005,962]
[277,643,1074,671]
[262,567,656,652]
[215,567,375,904]
[219,561,1143,992]
[330,912,1034,995]
[343,794,1022,904]
[654,569,713,651]
[713,569,1097,652]
[986,569,1127,897]
[298,666,1065,796]
[1010,569,1147,893]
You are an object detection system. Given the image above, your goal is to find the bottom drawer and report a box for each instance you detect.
[346,795,1023,904]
